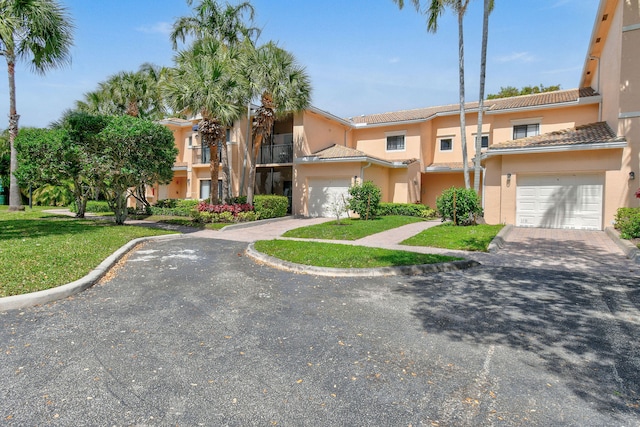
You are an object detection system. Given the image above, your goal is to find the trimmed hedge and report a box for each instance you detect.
[151,199,200,217]
[378,202,437,219]
[436,187,483,226]
[254,195,288,219]
[70,200,111,213]
[615,207,640,239]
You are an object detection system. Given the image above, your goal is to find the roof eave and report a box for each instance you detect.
[486,95,602,115]
[485,140,627,157]
[295,156,407,168]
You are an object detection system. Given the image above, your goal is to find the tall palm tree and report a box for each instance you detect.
[395,0,471,189]
[0,0,74,211]
[243,41,312,205]
[164,39,247,204]
[171,0,258,202]
[473,0,493,194]
[170,0,259,49]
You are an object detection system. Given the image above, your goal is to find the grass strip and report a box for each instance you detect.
[282,215,423,240]
[0,207,174,297]
[401,222,504,252]
[254,239,462,269]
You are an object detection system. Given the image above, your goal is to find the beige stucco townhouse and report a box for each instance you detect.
[155,0,638,231]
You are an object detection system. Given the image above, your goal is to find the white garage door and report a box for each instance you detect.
[516,174,603,230]
[308,178,351,217]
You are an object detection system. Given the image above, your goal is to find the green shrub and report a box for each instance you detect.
[254,195,288,219]
[70,200,111,213]
[378,202,437,219]
[615,207,640,239]
[151,199,200,217]
[155,199,178,209]
[348,181,381,220]
[236,211,258,222]
[436,187,483,226]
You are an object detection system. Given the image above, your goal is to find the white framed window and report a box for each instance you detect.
[474,134,489,149]
[511,117,542,140]
[439,137,453,152]
[513,124,540,139]
[188,135,193,148]
[386,131,406,151]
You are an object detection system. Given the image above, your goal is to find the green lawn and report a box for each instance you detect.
[0,207,174,297]
[282,215,424,240]
[254,240,461,268]
[401,222,504,252]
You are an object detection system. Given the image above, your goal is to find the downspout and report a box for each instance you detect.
[481,166,486,210]
[589,55,602,122]
[360,162,372,183]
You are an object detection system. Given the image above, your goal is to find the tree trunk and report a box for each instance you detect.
[474,0,491,195]
[457,5,470,190]
[246,132,263,206]
[7,59,23,211]
[220,137,230,203]
[113,192,128,225]
[209,139,220,204]
[73,177,87,218]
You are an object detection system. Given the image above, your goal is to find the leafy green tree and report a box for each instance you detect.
[0,129,9,193]
[487,84,561,99]
[243,41,312,205]
[0,0,74,211]
[395,0,472,189]
[91,115,178,224]
[436,186,482,225]
[348,181,381,220]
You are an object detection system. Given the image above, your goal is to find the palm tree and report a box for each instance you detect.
[164,39,247,204]
[0,0,74,211]
[170,0,259,49]
[171,0,258,202]
[243,41,312,205]
[473,0,493,195]
[76,63,167,120]
[395,0,471,189]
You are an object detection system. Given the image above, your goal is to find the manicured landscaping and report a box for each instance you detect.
[401,222,504,252]
[282,215,424,240]
[254,240,462,268]
[0,207,174,297]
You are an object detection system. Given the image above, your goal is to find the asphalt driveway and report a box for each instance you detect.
[2,227,640,426]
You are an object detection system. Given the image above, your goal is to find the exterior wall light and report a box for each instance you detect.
[630,171,635,180]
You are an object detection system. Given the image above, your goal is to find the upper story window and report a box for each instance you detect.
[476,135,489,149]
[513,123,540,139]
[439,138,453,151]
[188,135,193,148]
[386,132,406,151]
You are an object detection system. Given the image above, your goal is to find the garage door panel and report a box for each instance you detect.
[516,174,603,230]
[308,178,351,218]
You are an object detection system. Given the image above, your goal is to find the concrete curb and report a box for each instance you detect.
[0,234,184,312]
[605,226,640,262]
[245,243,481,277]
[488,224,513,253]
[219,215,295,232]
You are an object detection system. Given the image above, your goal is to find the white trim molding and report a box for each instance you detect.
[619,111,640,119]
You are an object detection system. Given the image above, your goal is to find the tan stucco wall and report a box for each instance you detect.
[353,123,422,161]
[296,111,351,157]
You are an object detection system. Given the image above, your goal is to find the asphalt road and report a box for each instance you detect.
[2,237,639,426]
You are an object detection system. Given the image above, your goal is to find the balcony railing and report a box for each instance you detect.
[258,143,293,164]
[192,145,222,165]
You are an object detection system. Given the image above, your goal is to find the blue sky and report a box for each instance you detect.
[0,0,599,128]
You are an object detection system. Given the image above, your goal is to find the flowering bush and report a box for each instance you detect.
[192,202,255,223]
[635,188,640,199]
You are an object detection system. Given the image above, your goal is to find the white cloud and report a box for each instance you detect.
[388,57,400,64]
[495,52,536,63]
[136,22,173,35]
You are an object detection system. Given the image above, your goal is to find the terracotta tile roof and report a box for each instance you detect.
[348,88,598,125]
[425,162,474,171]
[488,121,625,150]
[312,144,371,159]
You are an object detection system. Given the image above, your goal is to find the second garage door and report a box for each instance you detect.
[516,174,603,230]
[308,178,351,217]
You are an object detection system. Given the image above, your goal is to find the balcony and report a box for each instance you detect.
[192,145,222,165]
[258,143,293,164]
